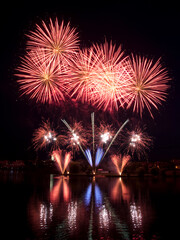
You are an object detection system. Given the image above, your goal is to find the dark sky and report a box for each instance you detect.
[0,0,180,161]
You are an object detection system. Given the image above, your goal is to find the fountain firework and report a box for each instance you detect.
[111,154,131,175]
[52,149,72,175]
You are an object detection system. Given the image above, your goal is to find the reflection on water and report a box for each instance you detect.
[1,171,180,239]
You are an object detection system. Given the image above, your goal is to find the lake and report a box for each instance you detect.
[0,170,180,240]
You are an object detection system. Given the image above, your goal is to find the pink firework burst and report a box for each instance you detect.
[126,55,171,117]
[16,49,68,104]
[67,121,89,150]
[26,18,79,64]
[121,126,153,159]
[92,41,133,111]
[32,120,58,150]
[67,47,101,103]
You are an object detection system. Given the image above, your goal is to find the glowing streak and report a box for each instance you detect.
[84,183,92,206]
[94,185,102,207]
[52,149,71,174]
[91,112,95,167]
[95,147,104,167]
[85,149,93,167]
[102,119,129,161]
[61,119,87,160]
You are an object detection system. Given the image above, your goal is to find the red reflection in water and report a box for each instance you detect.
[50,177,71,203]
[111,178,130,203]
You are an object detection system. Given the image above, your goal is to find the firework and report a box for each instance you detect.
[52,148,71,174]
[111,154,131,175]
[32,121,57,150]
[126,55,170,117]
[67,47,101,103]
[121,126,153,159]
[95,147,104,167]
[26,18,79,64]
[16,49,68,104]
[92,41,133,111]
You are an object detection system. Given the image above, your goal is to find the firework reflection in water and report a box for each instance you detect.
[111,154,131,175]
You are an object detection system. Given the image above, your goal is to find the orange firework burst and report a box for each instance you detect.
[26,18,79,64]
[16,49,68,104]
[126,55,171,117]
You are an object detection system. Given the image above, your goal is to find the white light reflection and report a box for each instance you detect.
[130,202,142,229]
[39,203,53,229]
[99,205,111,230]
[67,201,77,231]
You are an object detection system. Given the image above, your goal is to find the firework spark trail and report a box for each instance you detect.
[91,112,95,166]
[126,55,170,117]
[121,126,153,159]
[26,18,79,65]
[61,119,88,160]
[95,148,104,167]
[121,155,131,174]
[91,42,133,111]
[32,120,57,150]
[101,119,129,161]
[53,149,63,173]
[52,149,71,174]
[16,49,68,104]
[111,155,130,175]
[67,47,102,104]
[85,149,93,167]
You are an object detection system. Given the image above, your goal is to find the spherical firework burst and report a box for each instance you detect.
[67,47,101,103]
[92,41,133,111]
[97,122,115,145]
[120,126,153,159]
[65,121,89,151]
[16,49,68,104]
[32,121,58,150]
[126,55,170,117]
[26,18,79,64]
[32,120,67,150]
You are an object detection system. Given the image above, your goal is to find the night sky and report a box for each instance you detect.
[0,1,179,161]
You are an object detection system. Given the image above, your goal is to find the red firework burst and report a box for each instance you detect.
[26,18,79,64]
[126,55,170,117]
[16,49,68,104]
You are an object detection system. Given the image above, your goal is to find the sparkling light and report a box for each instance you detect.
[26,18,79,64]
[126,55,171,118]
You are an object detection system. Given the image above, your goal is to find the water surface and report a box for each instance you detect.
[0,170,180,239]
